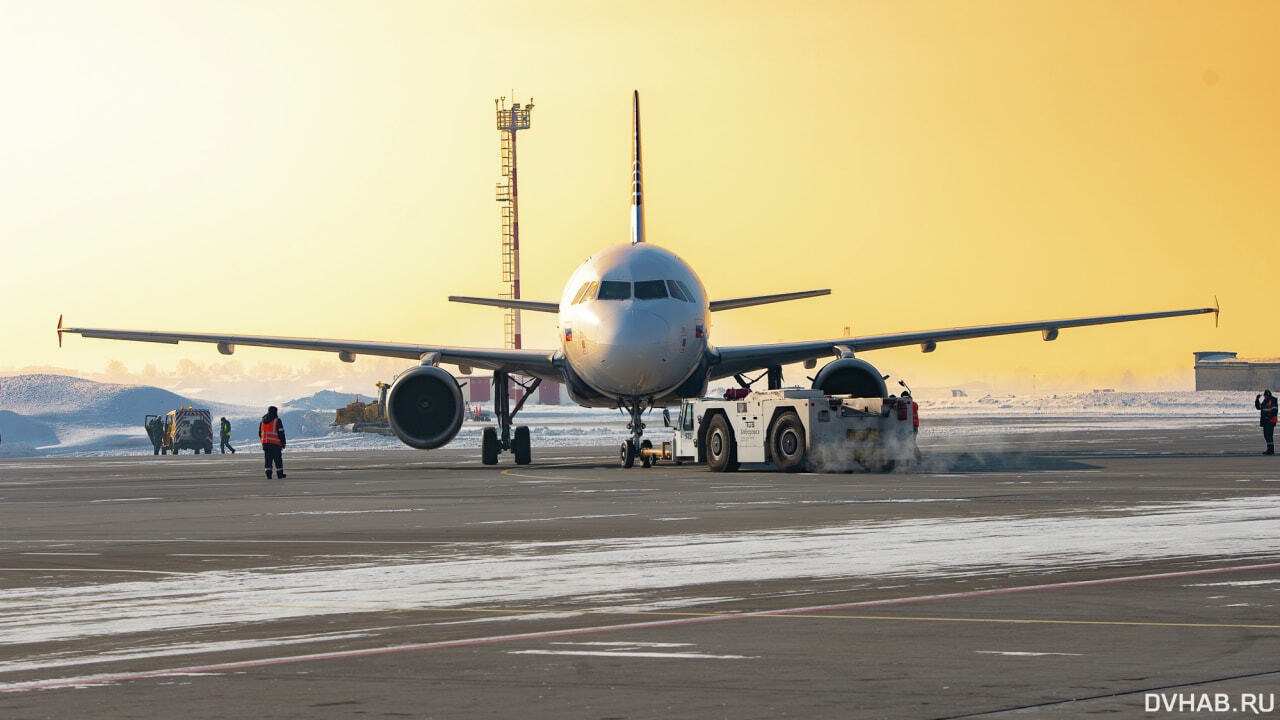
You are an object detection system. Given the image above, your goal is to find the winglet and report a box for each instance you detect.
[630,90,645,245]
[1213,294,1220,328]
[57,314,64,347]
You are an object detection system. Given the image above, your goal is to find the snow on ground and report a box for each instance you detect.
[70,408,636,455]
[1,496,1277,655]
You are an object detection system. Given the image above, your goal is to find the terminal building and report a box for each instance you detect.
[1194,352,1280,391]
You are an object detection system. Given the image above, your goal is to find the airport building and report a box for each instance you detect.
[1193,352,1280,391]
[458,376,568,405]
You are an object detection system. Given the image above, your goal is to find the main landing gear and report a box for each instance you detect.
[481,370,540,466]
[618,397,654,469]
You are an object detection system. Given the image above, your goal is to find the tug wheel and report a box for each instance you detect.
[769,412,807,473]
[706,415,738,473]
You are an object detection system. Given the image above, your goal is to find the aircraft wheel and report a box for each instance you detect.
[619,440,635,468]
[769,411,807,473]
[481,427,499,465]
[640,439,653,468]
[513,426,531,465]
[706,415,738,473]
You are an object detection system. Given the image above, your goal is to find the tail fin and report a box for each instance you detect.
[630,90,645,244]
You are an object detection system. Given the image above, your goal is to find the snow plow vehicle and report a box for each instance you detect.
[333,382,392,434]
[146,407,214,454]
[647,388,918,472]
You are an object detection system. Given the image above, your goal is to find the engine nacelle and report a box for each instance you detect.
[811,357,888,398]
[386,365,465,449]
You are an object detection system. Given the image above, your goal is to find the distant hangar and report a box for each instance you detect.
[1194,352,1280,391]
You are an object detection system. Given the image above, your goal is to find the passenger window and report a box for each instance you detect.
[634,280,668,300]
[676,280,696,303]
[571,282,592,305]
[597,281,631,300]
[666,280,688,302]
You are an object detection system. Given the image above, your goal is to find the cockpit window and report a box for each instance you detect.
[634,280,669,300]
[666,280,688,302]
[597,281,631,300]
[571,282,592,305]
[676,280,696,303]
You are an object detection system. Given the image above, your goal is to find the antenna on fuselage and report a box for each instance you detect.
[630,90,645,244]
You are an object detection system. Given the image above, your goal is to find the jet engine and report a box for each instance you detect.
[385,365,465,449]
[811,357,888,398]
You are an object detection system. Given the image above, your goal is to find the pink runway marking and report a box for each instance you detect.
[4,561,1278,693]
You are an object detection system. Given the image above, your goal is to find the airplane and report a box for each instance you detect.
[58,91,1218,469]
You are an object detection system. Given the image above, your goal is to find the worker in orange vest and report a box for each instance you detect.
[258,406,287,479]
[901,389,922,462]
[901,390,919,434]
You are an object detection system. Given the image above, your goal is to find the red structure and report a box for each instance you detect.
[467,376,492,403]
[538,381,561,405]
[495,97,533,350]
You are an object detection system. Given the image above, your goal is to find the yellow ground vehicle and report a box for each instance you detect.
[145,407,213,454]
[333,382,392,434]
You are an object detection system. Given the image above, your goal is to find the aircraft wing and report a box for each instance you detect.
[708,305,1218,380]
[448,296,560,313]
[57,320,561,381]
[709,289,830,312]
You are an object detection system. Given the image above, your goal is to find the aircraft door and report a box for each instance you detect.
[679,403,696,446]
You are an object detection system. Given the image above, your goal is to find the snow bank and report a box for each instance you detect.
[920,390,1258,418]
[0,374,194,425]
[0,409,59,447]
[284,389,376,411]
[0,374,330,457]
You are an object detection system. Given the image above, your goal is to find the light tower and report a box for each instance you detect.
[494,96,533,349]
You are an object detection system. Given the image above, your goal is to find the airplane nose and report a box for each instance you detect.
[596,309,675,393]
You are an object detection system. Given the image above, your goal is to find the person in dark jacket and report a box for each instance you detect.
[1257,390,1278,455]
[219,417,236,454]
[258,406,286,478]
[147,416,164,455]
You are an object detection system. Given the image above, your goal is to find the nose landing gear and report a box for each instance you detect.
[619,397,654,468]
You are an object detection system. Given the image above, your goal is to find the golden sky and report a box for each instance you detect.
[1,0,1273,390]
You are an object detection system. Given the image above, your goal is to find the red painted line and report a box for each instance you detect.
[757,561,1280,617]
[4,561,1278,693]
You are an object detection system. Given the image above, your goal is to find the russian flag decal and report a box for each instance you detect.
[695,324,704,338]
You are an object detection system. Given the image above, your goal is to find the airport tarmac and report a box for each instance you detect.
[1,416,1278,719]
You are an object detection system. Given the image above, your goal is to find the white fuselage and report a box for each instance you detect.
[557,243,709,405]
